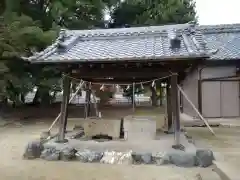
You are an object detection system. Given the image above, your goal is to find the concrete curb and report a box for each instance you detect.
[213,161,238,180]
[181,113,240,128]
[219,124,240,128]
[182,122,240,128]
[184,127,239,180]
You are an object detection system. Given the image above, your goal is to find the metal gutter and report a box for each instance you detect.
[197,66,206,114]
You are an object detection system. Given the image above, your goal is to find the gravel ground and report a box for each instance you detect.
[0,121,220,180]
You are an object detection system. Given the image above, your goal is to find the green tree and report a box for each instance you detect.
[19,0,108,29]
[110,0,197,27]
[123,84,145,105]
[0,14,59,105]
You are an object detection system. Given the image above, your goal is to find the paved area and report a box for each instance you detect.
[181,114,240,164]
[186,127,240,163]
[213,161,238,180]
[0,121,219,180]
[186,127,240,180]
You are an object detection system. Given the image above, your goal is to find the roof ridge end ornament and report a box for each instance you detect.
[208,49,219,55]
[187,20,197,26]
[168,29,181,49]
[57,29,68,52]
[58,29,67,42]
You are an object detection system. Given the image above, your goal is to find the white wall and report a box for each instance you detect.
[181,65,237,117]
[201,66,236,79]
[182,69,199,117]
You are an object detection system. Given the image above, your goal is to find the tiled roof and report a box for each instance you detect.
[26,23,209,63]
[199,24,240,60]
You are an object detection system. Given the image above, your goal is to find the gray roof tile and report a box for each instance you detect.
[199,24,240,60]
[27,23,209,63]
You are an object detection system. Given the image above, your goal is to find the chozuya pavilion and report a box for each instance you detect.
[24,22,214,148]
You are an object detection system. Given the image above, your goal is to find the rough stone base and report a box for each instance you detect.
[23,132,215,167]
[24,144,214,167]
[23,140,44,159]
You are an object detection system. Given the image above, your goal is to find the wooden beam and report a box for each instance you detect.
[74,71,168,79]
[81,78,168,84]
[56,74,71,143]
[171,73,180,146]
[201,75,240,81]
[59,59,200,69]
[68,62,194,79]
[69,62,166,69]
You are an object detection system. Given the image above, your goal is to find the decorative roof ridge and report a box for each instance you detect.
[199,24,240,34]
[191,28,207,53]
[54,24,198,52]
[182,33,195,54]
[25,29,68,61]
[76,31,170,41]
[25,42,57,61]
[64,23,194,38]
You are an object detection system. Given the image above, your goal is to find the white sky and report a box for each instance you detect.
[196,0,240,25]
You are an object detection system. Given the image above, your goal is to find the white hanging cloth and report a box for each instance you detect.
[100,84,105,91]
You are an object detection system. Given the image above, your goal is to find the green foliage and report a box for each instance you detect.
[123,84,145,97]
[0,12,58,104]
[95,90,114,104]
[110,0,197,27]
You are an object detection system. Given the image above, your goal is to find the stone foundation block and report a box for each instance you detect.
[23,140,44,159]
[195,149,214,167]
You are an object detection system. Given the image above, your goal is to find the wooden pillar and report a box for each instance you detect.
[56,74,71,143]
[159,84,163,106]
[132,82,135,113]
[63,78,71,133]
[166,83,173,131]
[84,82,91,118]
[171,73,180,146]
